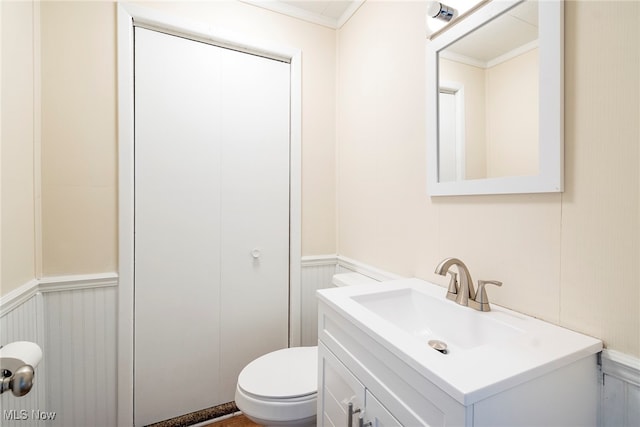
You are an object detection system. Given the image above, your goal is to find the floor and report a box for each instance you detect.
[208,414,260,427]
[146,403,258,427]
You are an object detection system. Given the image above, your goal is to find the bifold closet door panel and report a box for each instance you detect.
[133,26,291,425]
[218,48,291,400]
[134,28,223,426]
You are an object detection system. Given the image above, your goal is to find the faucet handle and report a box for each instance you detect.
[470,280,502,311]
[445,271,458,301]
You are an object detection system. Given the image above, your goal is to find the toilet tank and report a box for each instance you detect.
[332,272,379,288]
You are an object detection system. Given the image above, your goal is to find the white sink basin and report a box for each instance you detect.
[317,278,602,404]
[352,288,523,351]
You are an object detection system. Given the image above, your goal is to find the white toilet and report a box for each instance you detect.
[235,272,378,426]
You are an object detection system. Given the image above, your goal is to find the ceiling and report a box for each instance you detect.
[443,1,539,67]
[240,0,363,29]
[244,0,539,63]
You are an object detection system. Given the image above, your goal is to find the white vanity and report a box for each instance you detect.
[317,278,602,426]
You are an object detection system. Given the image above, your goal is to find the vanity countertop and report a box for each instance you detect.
[317,278,602,405]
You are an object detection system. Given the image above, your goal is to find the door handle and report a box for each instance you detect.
[348,402,362,427]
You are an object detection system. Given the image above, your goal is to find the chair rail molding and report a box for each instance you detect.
[0,279,40,317]
[0,273,118,317]
[602,349,640,386]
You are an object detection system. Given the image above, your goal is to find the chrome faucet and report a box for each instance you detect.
[435,258,502,311]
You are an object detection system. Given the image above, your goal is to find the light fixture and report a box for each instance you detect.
[427,1,457,22]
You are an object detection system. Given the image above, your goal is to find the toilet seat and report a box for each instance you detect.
[235,346,318,425]
[237,346,317,399]
[235,383,316,424]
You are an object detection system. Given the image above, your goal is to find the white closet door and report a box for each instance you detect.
[134,27,290,425]
[218,47,290,400]
[134,28,224,426]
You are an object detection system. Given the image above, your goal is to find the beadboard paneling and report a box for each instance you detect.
[300,255,399,346]
[0,293,41,342]
[300,257,337,346]
[42,285,117,427]
[602,351,640,427]
[603,375,640,427]
[0,294,46,427]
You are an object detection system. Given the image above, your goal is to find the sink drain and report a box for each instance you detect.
[428,339,448,354]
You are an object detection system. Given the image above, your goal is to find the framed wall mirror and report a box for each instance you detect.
[426,0,563,196]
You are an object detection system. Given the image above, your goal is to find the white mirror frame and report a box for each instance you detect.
[427,0,563,196]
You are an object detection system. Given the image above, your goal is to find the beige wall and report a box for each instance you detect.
[41,1,117,276]
[37,0,336,278]
[1,1,36,294]
[337,0,639,356]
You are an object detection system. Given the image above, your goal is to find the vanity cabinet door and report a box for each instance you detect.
[319,343,366,427]
[364,390,401,427]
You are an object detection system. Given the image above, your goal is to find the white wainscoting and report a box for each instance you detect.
[1,263,639,426]
[300,256,338,347]
[42,285,117,427]
[299,255,403,346]
[601,350,640,426]
[0,274,117,427]
[0,291,46,427]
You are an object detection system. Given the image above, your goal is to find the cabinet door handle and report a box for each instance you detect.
[359,415,372,427]
[348,402,362,427]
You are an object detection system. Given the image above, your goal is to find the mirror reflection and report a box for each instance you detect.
[438,1,539,182]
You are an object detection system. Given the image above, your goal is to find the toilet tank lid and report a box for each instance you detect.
[237,347,317,399]
[332,272,379,287]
